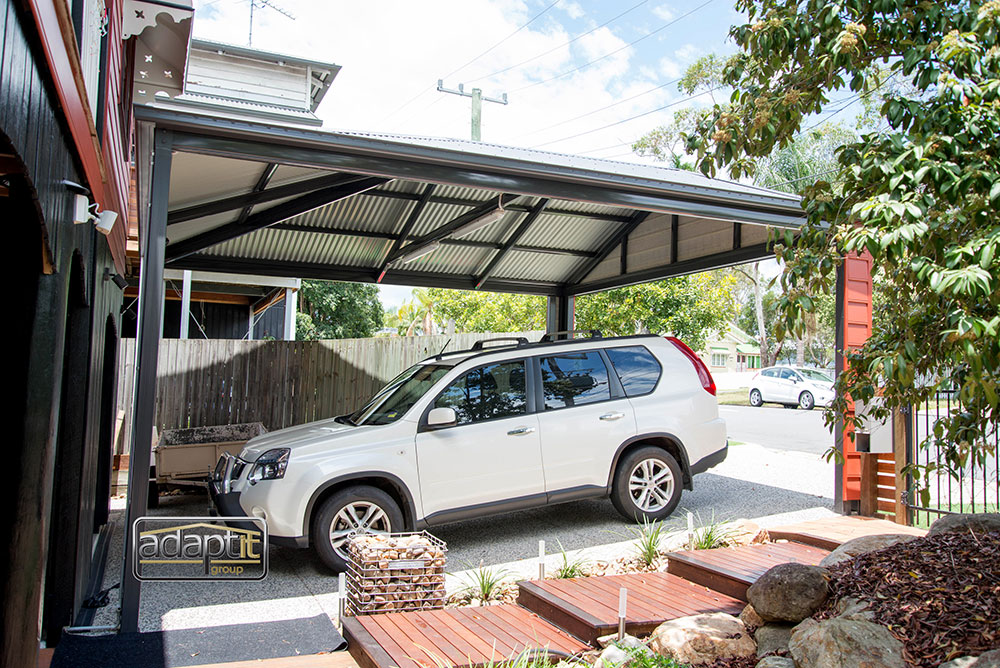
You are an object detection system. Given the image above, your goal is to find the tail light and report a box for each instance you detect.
[666,336,717,396]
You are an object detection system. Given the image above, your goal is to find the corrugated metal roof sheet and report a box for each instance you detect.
[396,242,492,275]
[491,250,588,282]
[205,227,390,267]
[518,214,621,251]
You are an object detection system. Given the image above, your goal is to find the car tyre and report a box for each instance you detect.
[799,391,815,410]
[312,485,404,572]
[749,389,763,407]
[610,446,683,523]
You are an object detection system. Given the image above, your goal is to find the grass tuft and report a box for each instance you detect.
[628,516,665,567]
[553,540,590,579]
[457,561,511,603]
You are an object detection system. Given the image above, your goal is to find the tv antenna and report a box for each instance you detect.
[247,0,295,47]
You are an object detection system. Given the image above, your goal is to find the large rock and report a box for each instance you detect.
[754,624,794,658]
[756,658,795,668]
[746,563,830,623]
[938,649,1000,668]
[788,617,906,668]
[648,612,756,666]
[927,513,1000,536]
[724,520,770,546]
[820,534,919,567]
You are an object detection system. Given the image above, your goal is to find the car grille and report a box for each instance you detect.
[231,461,246,480]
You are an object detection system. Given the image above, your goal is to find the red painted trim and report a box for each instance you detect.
[26,0,128,274]
[840,252,873,501]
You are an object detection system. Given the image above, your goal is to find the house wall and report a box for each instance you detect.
[1,0,125,663]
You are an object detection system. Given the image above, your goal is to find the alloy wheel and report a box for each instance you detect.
[329,501,391,556]
[628,458,676,512]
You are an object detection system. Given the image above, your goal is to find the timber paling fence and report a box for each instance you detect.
[115,331,541,457]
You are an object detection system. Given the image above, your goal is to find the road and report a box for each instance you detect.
[720,404,835,455]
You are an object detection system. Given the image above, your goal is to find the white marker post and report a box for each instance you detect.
[338,572,347,626]
[687,511,695,549]
[618,587,628,640]
[538,539,546,580]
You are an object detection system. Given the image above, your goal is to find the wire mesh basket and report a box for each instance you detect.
[344,531,447,616]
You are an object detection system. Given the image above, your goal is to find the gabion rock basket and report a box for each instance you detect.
[344,531,447,616]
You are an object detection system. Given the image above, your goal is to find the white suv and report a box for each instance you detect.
[211,332,728,571]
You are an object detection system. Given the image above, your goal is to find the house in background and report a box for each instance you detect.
[701,322,761,372]
[122,38,341,340]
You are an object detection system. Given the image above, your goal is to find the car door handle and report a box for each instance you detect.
[507,426,536,436]
[599,412,625,421]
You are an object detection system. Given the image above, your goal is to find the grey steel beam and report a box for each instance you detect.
[378,184,436,282]
[270,223,397,239]
[385,195,510,265]
[234,163,278,226]
[120,129,173,634]
[170,255,562,295]
[167,171,351,225]
[371,189,633,223]
[670,214,679,264]
[733,222,743,249]
[475,198,549,289]
[570,242,772,295]
[546,295,575,333]
[566,211,649,286]
[166,176,388,263]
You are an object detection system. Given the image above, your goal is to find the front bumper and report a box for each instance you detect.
[209,454,309,548]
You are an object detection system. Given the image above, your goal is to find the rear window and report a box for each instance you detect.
[539,351,611,410]
[605,346,661,396]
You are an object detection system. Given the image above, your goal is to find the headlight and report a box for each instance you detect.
[248,448,290,484]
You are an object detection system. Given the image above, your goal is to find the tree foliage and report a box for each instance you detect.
[295,280,383,340]
[428,288,547,333]
[685,0,1000,483]
[575,273,739,349]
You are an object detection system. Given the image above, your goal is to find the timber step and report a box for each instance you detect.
[768,516,927,551]
[343,605,590,668]
[665,541,830,602]
[516,571,745,645]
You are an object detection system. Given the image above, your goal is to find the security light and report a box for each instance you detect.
[451,205,506,238]
[94,209,119,235]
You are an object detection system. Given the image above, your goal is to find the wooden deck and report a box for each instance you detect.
[768,515,927,551]
[666,541,829,601]
[343,605,590,668]
[517,571,744,644]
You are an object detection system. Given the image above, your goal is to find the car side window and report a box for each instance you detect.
[779,368,796,381]
[761,369,777,378]
[605,346,661,396]
[433,360,527,425]
[539,351,612,410]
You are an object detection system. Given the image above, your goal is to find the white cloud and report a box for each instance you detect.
[560,1,584,19]
[652,4,674,21]
[675,43,702,61]
[659,57,681,79]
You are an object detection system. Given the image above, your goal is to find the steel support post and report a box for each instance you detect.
[546,294,575,334]
[119,129,173,633]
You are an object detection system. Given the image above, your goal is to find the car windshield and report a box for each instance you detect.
[798,368,833,383]
[349,363,454,426]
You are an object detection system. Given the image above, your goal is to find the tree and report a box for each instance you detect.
[684,0,1000,485]
[295,280,383,340]
[427,288,547,333]
[575,272,738,349]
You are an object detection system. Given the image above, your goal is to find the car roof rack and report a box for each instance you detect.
[470,336,530,351]
[539,329,602,343]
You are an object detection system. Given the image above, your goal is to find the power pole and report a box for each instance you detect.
[437,80,508,141]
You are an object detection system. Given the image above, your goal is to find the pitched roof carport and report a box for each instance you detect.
[120,105,806,631]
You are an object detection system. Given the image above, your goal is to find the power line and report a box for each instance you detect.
[379,0,561,125]
[465,0,649,85]
[531,86,721,149]
[516,75,684,140]
[512,0,716,94]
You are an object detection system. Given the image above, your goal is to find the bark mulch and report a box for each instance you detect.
[821,529,1000,667]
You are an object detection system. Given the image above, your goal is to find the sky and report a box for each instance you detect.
[190,0,758,307]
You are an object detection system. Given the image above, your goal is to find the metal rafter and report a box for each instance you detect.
[378,183,436,282]
[385,194,512,265]
[474,198,549,289]
[566,210,650,286]
[165,176,388,263]
[235,163,278,225]
[167,171,352,225]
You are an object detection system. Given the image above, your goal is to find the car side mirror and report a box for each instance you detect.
[427,407,457,428]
